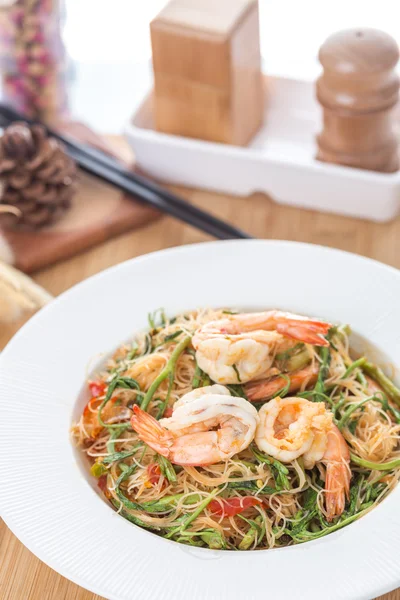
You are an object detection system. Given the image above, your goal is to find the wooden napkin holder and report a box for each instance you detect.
[150,0,264,145]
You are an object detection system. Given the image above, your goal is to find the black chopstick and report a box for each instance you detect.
[0,104,253,240]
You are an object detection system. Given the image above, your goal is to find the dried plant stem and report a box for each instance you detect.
[0,261,53,322]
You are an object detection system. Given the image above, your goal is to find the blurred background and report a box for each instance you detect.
[59,0,400,132]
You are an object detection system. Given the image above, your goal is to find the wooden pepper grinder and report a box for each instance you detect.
[316,28,400,172]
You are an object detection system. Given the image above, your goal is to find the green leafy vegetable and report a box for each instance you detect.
[110,498,159,531]
[232,364,242,383]
[251,447,290,491]
[106,424,130,454]
[192,363,203,389]
[127,341,139,361]
[155,372,174,419]
[226,480,276,494]
[269,374,291,400]
[141,335,191,412]
[286,488,319,538]
[348,419,358,435]
[336,395,376,430]
[98,377,140,429]
[140,493,201,514]
[200,530,226,549]
[341,357,367,380]
[148,308,167,330]
[313,344,331,402]
[337,393,400,431]
[238,516,263,550]
[163,330,183,343]
[287,507,372,543]
[165,489,220,539]
[102,444,142,465]
[347,474,364,516]
[350,452,400,471]
[227,384,248,399]
[113,460,144,511]
[157,455,177,483]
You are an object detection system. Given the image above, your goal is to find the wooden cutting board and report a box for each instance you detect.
[0,123,159,273]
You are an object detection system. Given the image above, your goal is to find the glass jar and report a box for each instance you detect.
[0,0,68,122]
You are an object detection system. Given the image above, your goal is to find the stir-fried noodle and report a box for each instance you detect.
[72,309,400,550]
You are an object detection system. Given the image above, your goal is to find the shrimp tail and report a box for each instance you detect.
[130,405,174,457]
[325,462,351,522]
[246,364,319,402]
[276,319,331,347]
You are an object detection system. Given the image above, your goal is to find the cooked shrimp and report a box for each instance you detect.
[255,397,350,520]
[246,363,319,402]
[130,386,259,466]
[173,384,231,410]
[323,424,351,520]
[192,311,331,384]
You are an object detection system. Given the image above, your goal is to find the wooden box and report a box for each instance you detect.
[150,0,263,146]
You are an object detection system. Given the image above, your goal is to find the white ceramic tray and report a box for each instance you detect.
[125,76,400,222]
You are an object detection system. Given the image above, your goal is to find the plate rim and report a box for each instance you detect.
[1,239,400,600]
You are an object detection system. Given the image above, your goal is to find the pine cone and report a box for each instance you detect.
[0,121,78,230]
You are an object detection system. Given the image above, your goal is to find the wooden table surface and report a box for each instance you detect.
[1,137,400,600]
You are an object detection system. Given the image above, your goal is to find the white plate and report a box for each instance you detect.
[1,240,400,600]
[125,76,400,222]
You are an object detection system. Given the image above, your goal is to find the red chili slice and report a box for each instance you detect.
[209,496,262,517]
[147,463,162,485]
[88,381,107,398]
[98,474,108,492]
